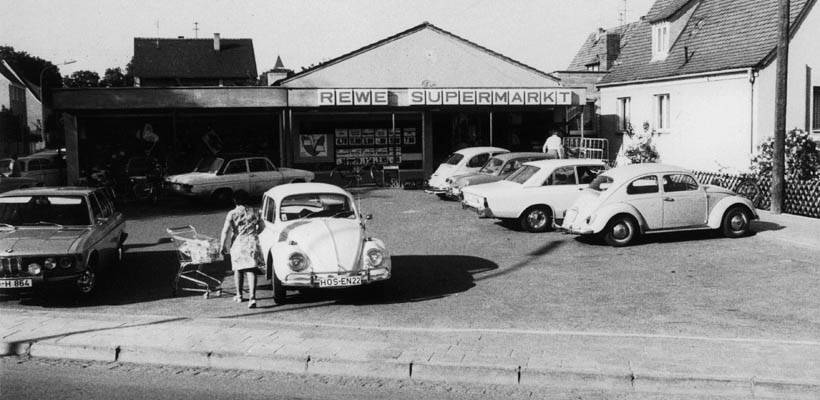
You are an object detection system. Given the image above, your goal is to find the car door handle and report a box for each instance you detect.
[663,197,674,202]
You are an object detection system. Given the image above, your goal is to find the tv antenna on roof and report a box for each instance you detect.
[619,0,629,27]
[194,22,199,38]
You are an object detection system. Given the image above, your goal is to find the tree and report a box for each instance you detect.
[751,128,820,181]
[63,70,100,88]
[99,67,133,87]
[0,45,61,90]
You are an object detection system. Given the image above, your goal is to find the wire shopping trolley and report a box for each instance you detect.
[167,225,224,298]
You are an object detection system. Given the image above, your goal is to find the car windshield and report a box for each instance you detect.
[444,153,464,165]
[506,165,540,184]
[0,195,91,226]
[478,157,504,174]
[589,175,615,191]
[194,157,223,173]
[279,193,355,221]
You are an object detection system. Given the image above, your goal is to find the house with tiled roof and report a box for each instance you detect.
[554,22,640,136]
[1,59,44,156]
[130,33,257,87]
[590,0,819,171]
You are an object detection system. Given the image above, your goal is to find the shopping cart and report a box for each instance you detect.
[166,225,224,298]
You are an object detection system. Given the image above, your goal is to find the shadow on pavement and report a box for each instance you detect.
[18,248,231,308]
[751,220,785,232]
[228,255,498,315]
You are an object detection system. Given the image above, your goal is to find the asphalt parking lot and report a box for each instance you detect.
[2,187,819,343]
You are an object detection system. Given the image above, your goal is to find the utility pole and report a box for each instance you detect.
[771,0,789,214]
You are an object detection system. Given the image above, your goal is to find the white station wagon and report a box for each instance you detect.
[462,159,607,232]
[426,146,508,199]
[560,163,759,246]
[165,153,314,203]
[259,183,390,304]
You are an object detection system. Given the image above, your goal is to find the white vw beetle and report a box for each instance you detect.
[259,183,390,303]
[461,159,607,232]
[560,163,759,246]
[425,146,508,199]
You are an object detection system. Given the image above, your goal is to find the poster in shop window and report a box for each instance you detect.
[295,133,334,163]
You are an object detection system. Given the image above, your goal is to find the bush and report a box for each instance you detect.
[751,128,820,181]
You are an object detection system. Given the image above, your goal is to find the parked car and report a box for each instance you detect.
[0,175,40,194]
[461,159,607,232]
[425,146,509,199]
[444,152,549,200]
[164,154,314,203]
[6,150,67,186]
[560,163,758,246]
[0,186,127,296]
[258,183,390,304]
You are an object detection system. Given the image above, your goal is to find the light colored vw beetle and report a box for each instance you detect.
[560,163,758,246]
[259,183,390,303]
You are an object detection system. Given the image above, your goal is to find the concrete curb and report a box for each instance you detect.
[6,337,819,399]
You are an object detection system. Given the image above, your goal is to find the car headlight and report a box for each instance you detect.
[27,263,42,276]
[288,253,308,272]
[44,257,57,270]
[366,249,384,267]
[59,256,74,269]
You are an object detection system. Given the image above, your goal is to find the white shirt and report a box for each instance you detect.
[542,135,562,153]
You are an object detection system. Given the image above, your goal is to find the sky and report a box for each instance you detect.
[1,0,656,77]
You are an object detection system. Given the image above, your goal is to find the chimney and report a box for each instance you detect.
[213,33,221,51]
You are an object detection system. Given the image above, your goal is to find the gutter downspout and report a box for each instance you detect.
[748,68,756,157]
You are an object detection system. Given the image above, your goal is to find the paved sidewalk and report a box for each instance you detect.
[2,309,819,398]
[753,210,820,250]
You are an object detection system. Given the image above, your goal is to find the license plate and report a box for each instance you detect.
[317,276,362,288]
[0,278,33,289]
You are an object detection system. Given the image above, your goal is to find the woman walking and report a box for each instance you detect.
[219,192,264,308]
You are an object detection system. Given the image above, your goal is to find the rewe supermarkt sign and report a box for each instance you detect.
[317,88,574,106]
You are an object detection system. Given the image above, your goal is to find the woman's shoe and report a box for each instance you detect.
[233,295,244,303]
[248,299,257,309]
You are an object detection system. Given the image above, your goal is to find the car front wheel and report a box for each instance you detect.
[721,206,752,238]
[603,215,638,247]
[520,206,552,233]
[76,262,98,297]
[272,270,286,304]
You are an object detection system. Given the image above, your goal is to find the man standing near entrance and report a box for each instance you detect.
[542,129,564,159]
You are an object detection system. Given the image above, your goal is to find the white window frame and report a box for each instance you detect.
[652,22,671,60]
[617,97,631,131]
[654,94,671,132]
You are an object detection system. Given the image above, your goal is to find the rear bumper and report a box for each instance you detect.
[461,202,494,218]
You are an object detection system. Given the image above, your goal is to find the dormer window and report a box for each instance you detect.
[652,22,671,60]
[586,63,600,72]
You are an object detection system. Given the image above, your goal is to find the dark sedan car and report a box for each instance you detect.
[0,187,126,297]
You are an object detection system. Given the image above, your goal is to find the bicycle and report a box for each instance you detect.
[330,161,385,188]
[711,161,763,208]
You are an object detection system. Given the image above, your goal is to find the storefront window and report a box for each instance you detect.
[292,112,422,171]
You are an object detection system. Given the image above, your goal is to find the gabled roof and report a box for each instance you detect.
[130,37,257,80]
[281,22,558,86]
[566,22,639,71]
[646,0,697,22]
[600,0,815,85]
[0,59,41,101]
[0,60,24,86]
